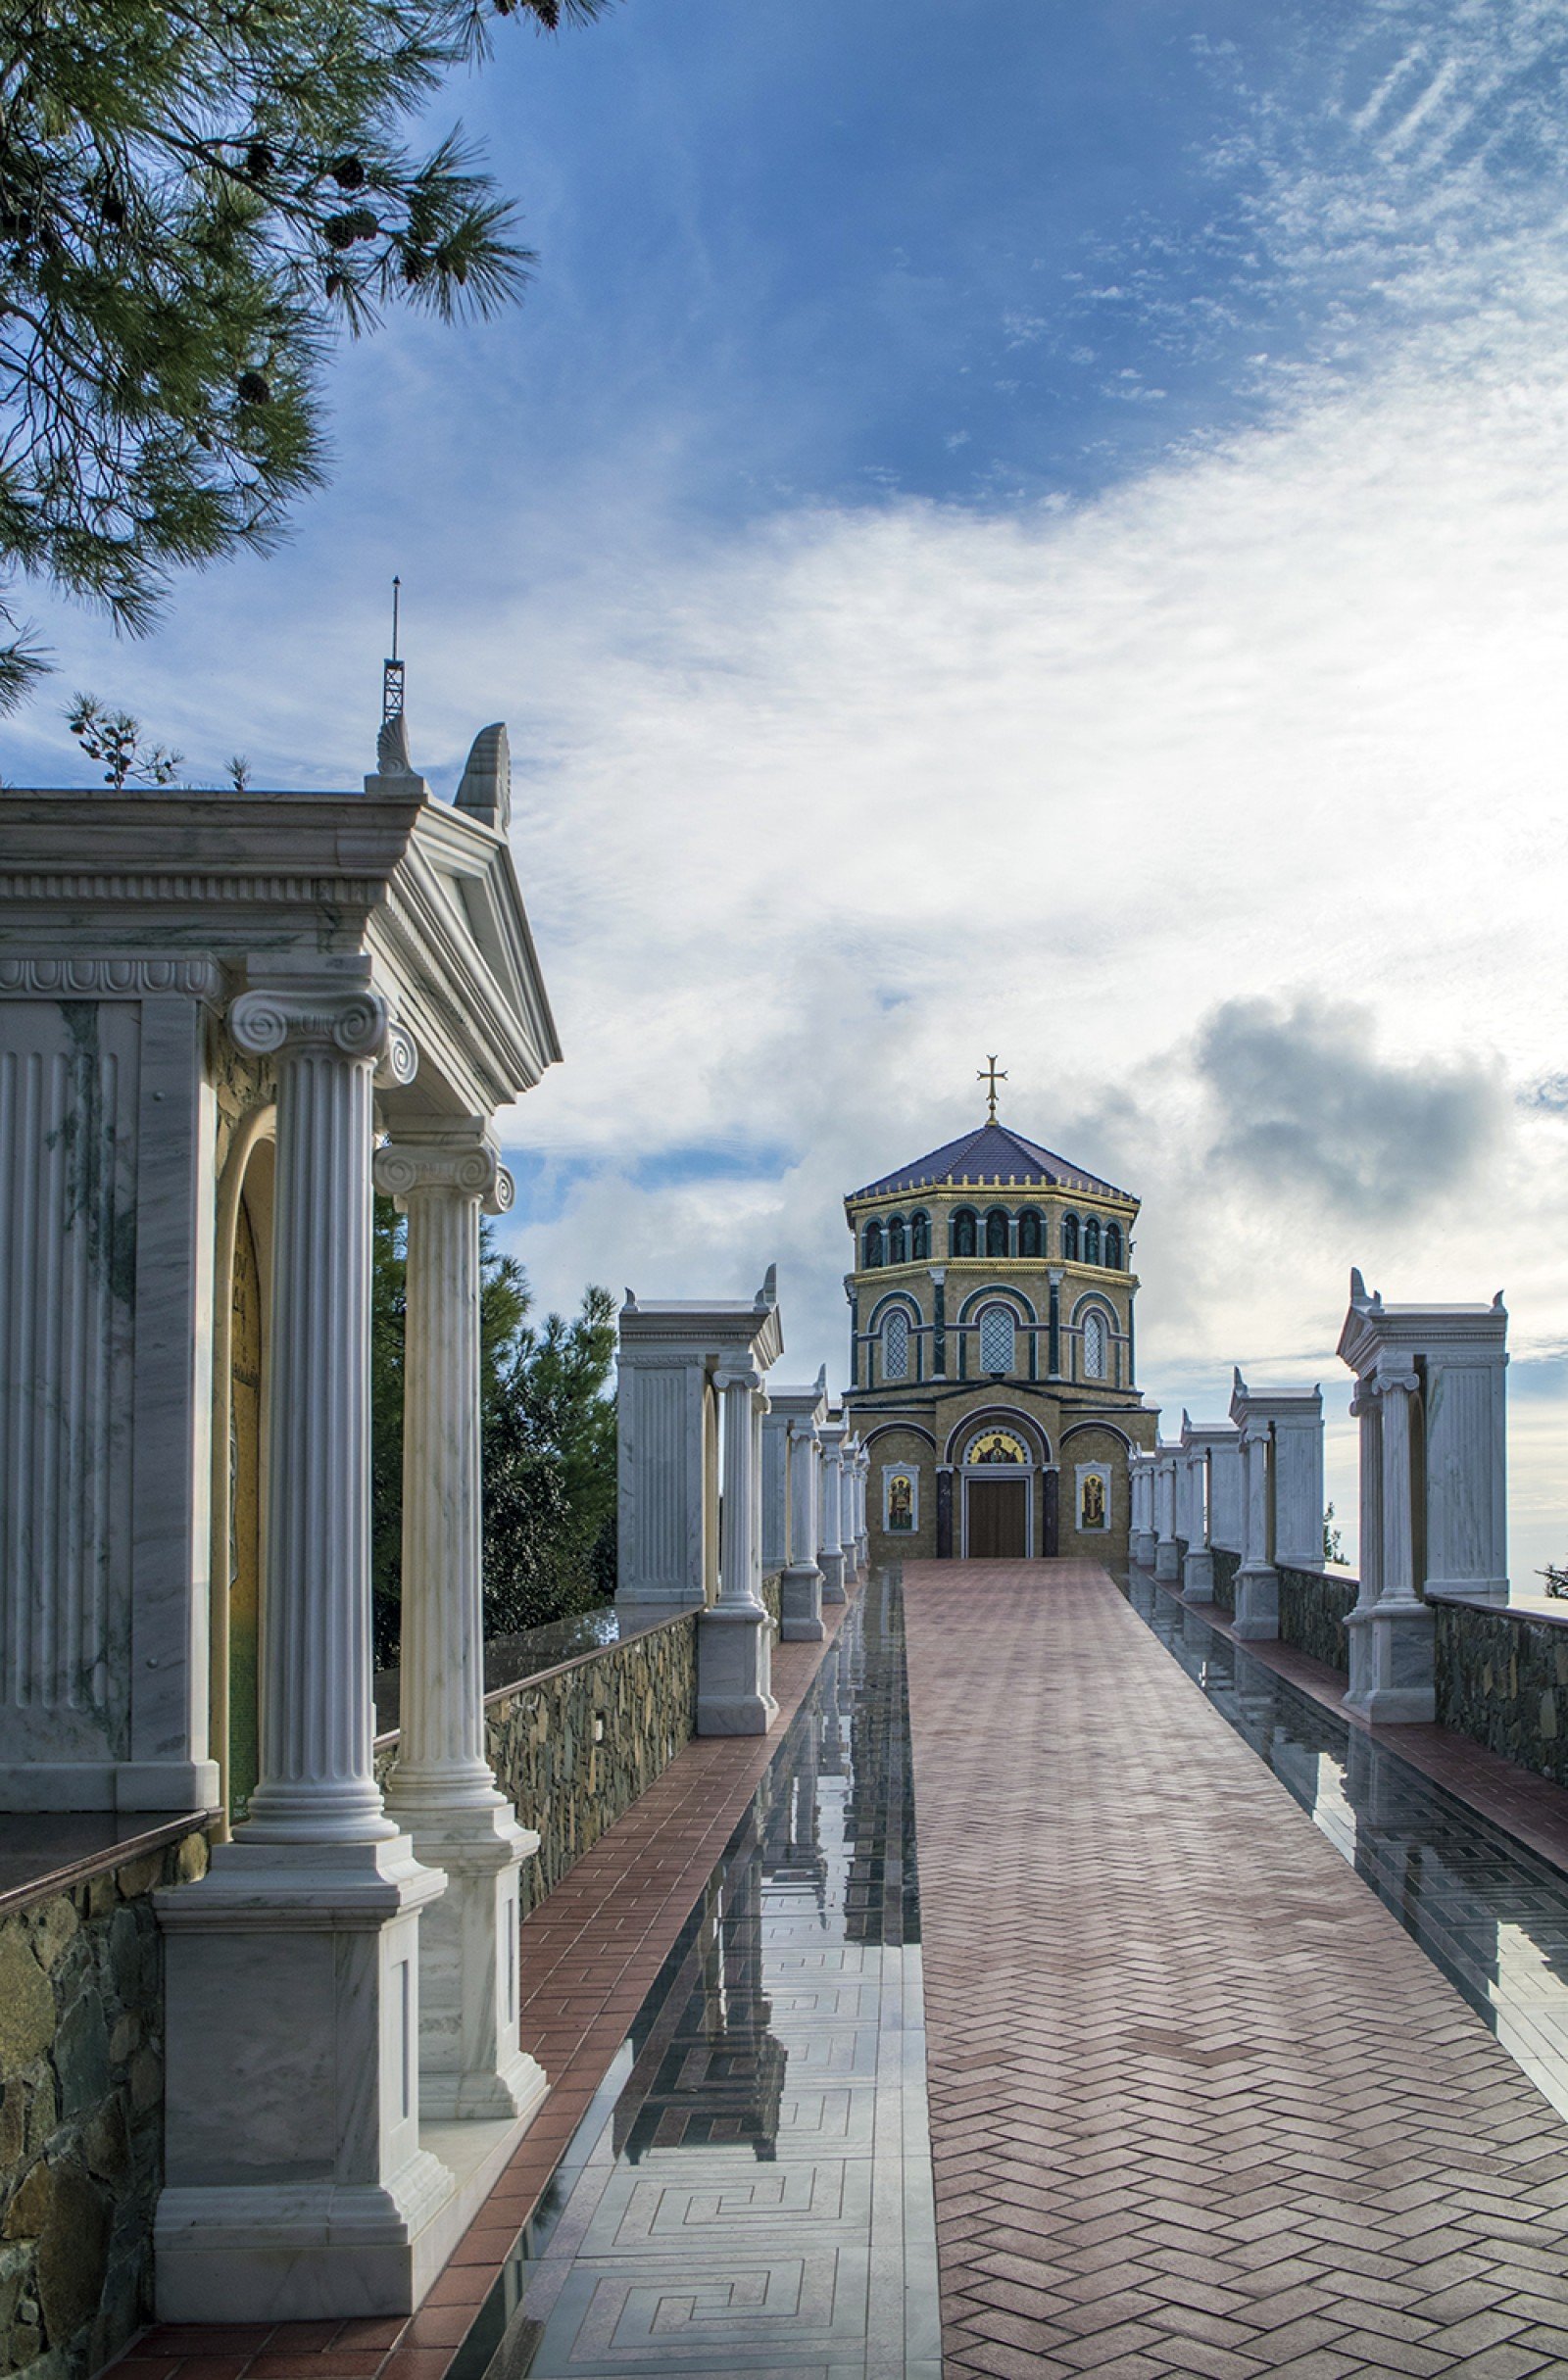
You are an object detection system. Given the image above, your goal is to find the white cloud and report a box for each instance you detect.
[11,0,1568,1579]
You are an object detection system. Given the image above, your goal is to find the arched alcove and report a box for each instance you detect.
[211,1111,275,1834]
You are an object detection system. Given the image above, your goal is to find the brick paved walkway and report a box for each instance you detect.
[904,1559,1568,2380]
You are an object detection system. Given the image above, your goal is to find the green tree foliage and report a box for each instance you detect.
[0,0,609,705]
[1323,1502,1346,1566]
[369,1195,616,1664]
[67,691,181,784]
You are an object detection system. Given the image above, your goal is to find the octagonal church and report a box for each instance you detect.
[844,1099,1157,1566]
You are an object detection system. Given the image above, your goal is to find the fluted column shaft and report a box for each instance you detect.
[790,1424,820,1574]
[820,1444,844,1560]
[1241,1428,1270,1569]
[230,974,415,1845]
[719,1369,766,1609]
[376,1132,512,1809]
[373,1126,544,2125]
[1378,1372,1420,1606]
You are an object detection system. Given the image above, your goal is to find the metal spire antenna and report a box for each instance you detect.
[382,575,405,728]
[977,1054,1007,1123]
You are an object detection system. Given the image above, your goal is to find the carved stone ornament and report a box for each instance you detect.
[373,1136,513,1214]
[228,983,414,1079]
[0,954,224,998]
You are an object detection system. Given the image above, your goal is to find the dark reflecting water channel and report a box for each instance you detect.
[452,1573,938,2380]
[1127,1576,1568,2120]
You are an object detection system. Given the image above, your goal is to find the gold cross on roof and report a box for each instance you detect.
[977,1054,1007,1122]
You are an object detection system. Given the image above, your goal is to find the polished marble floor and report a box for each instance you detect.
[445,1574,939,2380]
[1127,1574,1568,2125]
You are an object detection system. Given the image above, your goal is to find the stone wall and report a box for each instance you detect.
[469,1614,701,1917]
[377,1592,794,1915]
[1278,1566,1359,1673]
[0,1823,210,2380]
[1434,1602,1568,1795]
[1210,1545,1238,1615]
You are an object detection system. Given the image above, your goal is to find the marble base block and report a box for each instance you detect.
[819,1551,847,1605]
[389,1807,549,2124]
[155,1834,459,2319]
[1345,1600,1436,1724]
[1181,1548,1215,1603]
[779,1562,826,1642]
[1132,1530,1157,1571]
[697,1603,778,1736]
[1424,1576,1508,1605]
[1153,1539,1182,1584]
[1231,1563,1280,1641]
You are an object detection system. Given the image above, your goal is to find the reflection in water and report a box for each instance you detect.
[451,1574,940,2380]
[1128,1578,1568,2120]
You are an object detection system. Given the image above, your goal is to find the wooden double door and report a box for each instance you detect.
[966,1476,1029,1560]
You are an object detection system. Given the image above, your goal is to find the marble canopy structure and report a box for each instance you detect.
[0,726,560,2316]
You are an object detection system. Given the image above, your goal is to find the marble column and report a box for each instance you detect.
[818,1425,847,1602]
[1130,1455,1156,1570]
[1231,1417,1280,1640]
[782,1419,826,1641]
[761,1404,791,1580]
[374,1125,547,2126]
[698,1363,778,1734]
[157,958,456,2319]
[1153,1451,1181,1582]
[838,1438,858,1586]
[1181,1437,1215,1604]
[1345,1365,1435,1722]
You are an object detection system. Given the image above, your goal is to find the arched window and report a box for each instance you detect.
[864,1220,884,1268]
[1061,1212,1080,1261]
[978,1304,1015,1375]
[882,1308,909,1381]
[951,1208,977,1258]
[1104,1221,1123,1270]
[888,1214,906,1265]
[1083,1310,1106,1380]
[1084,1215,1102,1265]
[985,1207,1009,1258]
[911,1210,931,1261]
[1018,1207,1043,1259]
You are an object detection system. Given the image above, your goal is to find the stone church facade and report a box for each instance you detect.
[843,1117,1158,1567]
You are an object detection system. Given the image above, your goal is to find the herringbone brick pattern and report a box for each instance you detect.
[904,1559,1568,2380]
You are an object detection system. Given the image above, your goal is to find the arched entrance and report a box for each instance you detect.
[960,1421,1037,1559]
[211,1115,274,1833]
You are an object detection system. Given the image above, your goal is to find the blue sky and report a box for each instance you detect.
[11,1,1568,1572]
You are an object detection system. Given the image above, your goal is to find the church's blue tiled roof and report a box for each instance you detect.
[850,1122,1131,1203]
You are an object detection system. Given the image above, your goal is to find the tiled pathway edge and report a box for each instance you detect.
[904,1559,1568,2380]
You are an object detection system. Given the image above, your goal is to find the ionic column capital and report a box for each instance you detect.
[229,969,416,1087]
[374,1125,513,1215]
